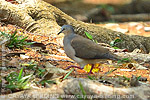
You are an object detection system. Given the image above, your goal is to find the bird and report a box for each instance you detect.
[58,25,120,74]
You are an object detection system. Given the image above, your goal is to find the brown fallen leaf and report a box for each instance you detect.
[6,58,19,67]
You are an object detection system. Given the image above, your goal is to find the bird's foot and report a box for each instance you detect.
[65,65,83,70]
[88,64,94,74]
[65,65,94,75]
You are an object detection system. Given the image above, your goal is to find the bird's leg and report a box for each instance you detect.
[65,65,83,70]
[88,64,94,74]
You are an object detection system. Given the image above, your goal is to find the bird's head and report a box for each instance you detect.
[58,25,74,35]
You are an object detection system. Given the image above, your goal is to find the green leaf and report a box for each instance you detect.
[20,36,28,43]
[16,44,23,47]
[6,77,13,85]
[85,31,93,40]
[123,76,130,81]
[9,35,19,45]
[63,68,74,80]
[1,30,40,49]
[94,40,98,43]
[8,45,14,48]
[113,47,119,49]
[122,58,130,62]
[18,68,23,81]
[88,75,96,80]
[10,31,17,39]
[110,41,115,47]
[38,68,46,77]
[79,81,87,100]
[117,60,121,63]
[105,69,117,76]
[117,58,130,63]
[137,75,141,81]
[6,72,18,83]
[19,76,31,89]
[46,80,56,84]
[114,38,122,43]
[40,80,56,85]
[25,42,35,45]
[21,82,30,89]
[19,74,32,83]
[5,69,32,91]
[110,38,122,47]
[0,31,9,37]
[5,85,17,90]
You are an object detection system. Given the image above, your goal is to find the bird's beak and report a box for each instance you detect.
[57,29,64,35]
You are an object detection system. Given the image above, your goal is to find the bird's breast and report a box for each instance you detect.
[63,37,75,60]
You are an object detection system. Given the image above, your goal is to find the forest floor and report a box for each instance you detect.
[0,21,150,94]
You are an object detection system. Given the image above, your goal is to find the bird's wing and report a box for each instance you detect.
[71,35,113,59]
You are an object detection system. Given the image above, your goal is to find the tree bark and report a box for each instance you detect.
[0,78,150,100]
[0,0,150,53]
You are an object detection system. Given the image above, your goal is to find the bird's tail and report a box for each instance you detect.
[109,52,121,61]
